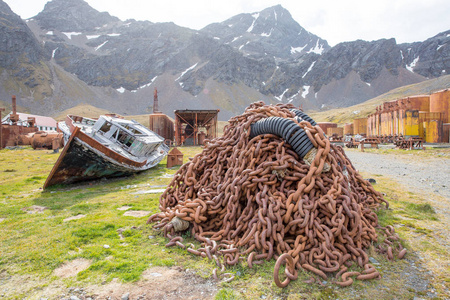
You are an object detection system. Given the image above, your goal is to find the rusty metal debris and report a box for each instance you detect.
[395,136,424,150]
[147,102,405,288]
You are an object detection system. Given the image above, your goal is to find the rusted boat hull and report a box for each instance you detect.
[43,126,165,189]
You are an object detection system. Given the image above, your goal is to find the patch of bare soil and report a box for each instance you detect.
[1,266,217,299]
[117,206,132,211]
[54,259,92,278]
[60,266,217,300]
[63,214,86,222]
[21,205,47,214]
[123,211,151,218]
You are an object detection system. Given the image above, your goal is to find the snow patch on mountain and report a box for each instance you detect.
[307,39,325,55]
[176,63,198,81]
[302,86,310,98]
[62,32,82,39]
[406,56,419,72]
[275,88,289,101]
[302,61,316,78]
[290,45,307,54]
[247,13,260,33]
[95,41,108,51]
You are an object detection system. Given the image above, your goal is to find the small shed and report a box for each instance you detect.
[174,109,219,146]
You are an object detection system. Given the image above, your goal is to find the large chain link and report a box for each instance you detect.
[147,102,403,287]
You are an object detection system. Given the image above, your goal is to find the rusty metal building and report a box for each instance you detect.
[353,118,368,135]
[367,89,450,143]
[149,113,174,144]
[1,96,39,148]
[174,110,219,146]
[317,122,337,135]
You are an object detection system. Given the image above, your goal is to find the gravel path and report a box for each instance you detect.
[344,149,450,199]
[344,148,450,228]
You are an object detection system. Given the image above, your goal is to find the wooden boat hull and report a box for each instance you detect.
[44,126,166,189]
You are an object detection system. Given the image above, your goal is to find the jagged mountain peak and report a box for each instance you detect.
[201,5,329,59]
[33,0,119,31]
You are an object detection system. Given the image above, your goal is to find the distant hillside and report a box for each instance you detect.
[308,75,450,124]
[53,104,112,121]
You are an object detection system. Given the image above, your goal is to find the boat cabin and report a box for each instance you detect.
[90,116,164,157]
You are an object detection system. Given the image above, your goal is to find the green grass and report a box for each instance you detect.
[0,146,448,299]
[0,146,215,292]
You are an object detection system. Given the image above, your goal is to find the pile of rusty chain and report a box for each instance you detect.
[147,102,404,287]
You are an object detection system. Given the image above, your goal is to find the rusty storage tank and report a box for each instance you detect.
[443,123,450,143]
[367,115,374,136]
[419,111,443,123]
[31,131,63,150]
[393,110,400,135]
[17,132,35,145]
[419,111,443,139]
[317,122,337,135]
[424,120,444,143]
[402,110,420,137]
[353,118,368,135]
[430,89,450,123]
[327,127,344,136]
[343,123,354,135]
[149,113,174,143]
[405,95,430,112]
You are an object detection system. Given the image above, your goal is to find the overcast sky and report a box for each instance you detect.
[4,0,450,46]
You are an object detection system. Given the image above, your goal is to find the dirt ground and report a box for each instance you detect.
[0,264,217,300]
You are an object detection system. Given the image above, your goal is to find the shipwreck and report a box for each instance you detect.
[43,114,169,189]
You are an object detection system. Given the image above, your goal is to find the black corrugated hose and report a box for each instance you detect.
[249,116,314,159]
[290,109,317,126]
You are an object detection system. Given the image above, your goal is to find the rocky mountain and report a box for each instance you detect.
[34,0,119,32]
[201,5,329,59]
[0,0,449,120]
[0,0,48,93]
[399,30,450,78]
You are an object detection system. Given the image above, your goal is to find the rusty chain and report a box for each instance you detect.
[147,102,405,287]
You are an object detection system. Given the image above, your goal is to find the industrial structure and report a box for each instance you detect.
[367,89,450,143]
[174,109,219,146]
[148,88,174,144]
[1,96,38,148]
[1,96,62,149]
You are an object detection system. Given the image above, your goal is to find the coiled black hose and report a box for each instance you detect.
[250,116,314,159]
[290,109,317,126]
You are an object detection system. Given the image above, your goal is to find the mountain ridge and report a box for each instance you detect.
[0,0,449,120]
